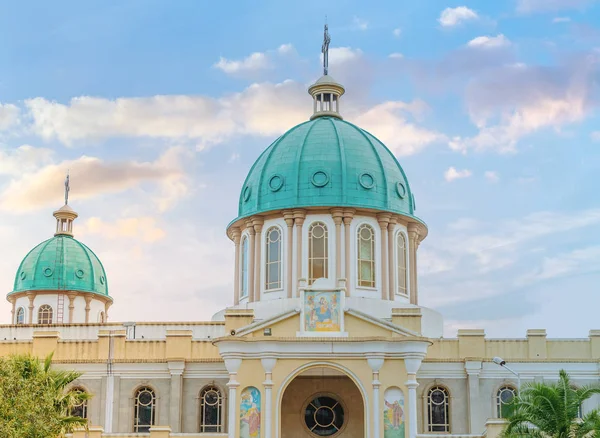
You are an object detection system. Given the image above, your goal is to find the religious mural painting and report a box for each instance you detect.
[304,291,341,332]
[240,386,261,438]
[384,387,405,438]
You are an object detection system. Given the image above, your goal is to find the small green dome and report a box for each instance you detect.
[10,235,109,297]
[236,116,416,221]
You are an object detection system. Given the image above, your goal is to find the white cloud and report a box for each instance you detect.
[591,131,600,141]
[325,47,363,68]
[484,171,500,182]
[0,103,20,130]
[80,216,166,243]
[214,52,269,74]
[388,53,404,59]
[0,146,188,212]
[467,34,511,49]
[518,246,600,285]
[439,6,479,27]
[0,145,54,176]
[444,166,472,182]
[353,100,445,156]
[553,16,571,22]
[353,17,369,31]
[393,28,402,37]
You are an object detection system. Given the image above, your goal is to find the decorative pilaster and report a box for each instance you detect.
[84,296,92,323]
[9,297,15,324]
[262,357,277,438]
[407,223,421,305]
[377,214,391,300]
[293,209,306,296]
[168,361,186,432]
[230,228,242,305]
[67,293,77,323]
[252,217,264,302]
[27,292,35,324]
[331,209,344,281]
[368,356,385,438]
[104,301,111,322]
[225,357,242,438]
[283,211,295,299]
[465,360,482,434]
[342,209,355,296]
[404,356,424,438]
[388,216,397,300]
[246,221,256,302]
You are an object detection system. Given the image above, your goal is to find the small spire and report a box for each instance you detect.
[54,174,78,237]
[308,23,345,120]
[322,23,331,76]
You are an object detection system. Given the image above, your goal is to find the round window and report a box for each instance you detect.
[43,267,53,277]
[304,395,344,436]
[243,185,252,202]
[311,171,330,188]
[359,172,375,189]
[269,174,284,192]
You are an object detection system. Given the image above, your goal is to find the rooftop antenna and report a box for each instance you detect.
[322,21,331,76]
[64,170,70,205]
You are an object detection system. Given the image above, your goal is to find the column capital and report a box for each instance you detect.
[245,220,256,235]
[224,357,242,375]
[229,227,242,243]
[367,356,385,373]
[168,360,186,375]
[342,208,356,220]
[404,356,424,375]
[389,215,398,226]
[26,291,36,304]
[283,210,295,226]
[377,212,392,227]
[252,216,264,232]
[261,357,278,374]
[293,209,306,223]
[331,208,344,224]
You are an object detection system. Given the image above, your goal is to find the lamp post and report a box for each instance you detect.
[492,356,521,390]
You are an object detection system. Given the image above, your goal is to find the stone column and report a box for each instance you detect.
[388,216,397,301]
[261,357,277,438]
[377,214,391,300]
[407,223,421,305]
[168,361,185,432]
[246,221,256,302]
[331,209,344,281]
[368,356,384,438]
[9,297,15,324]
[67,293,77,323]
[342,209,355,296]
[84,296,92,323]
[225,357,242,438]
[283,211,295,299]
[27,292,35,324]
[465,360,482,434]
[404,357,424,438]
[104,301,111,322]
[231,228,241,305]
[253,217,264,302]
[293,210,306,296]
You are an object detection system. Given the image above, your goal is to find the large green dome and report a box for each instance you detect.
[236,116,416,221]
[10,235,109,297]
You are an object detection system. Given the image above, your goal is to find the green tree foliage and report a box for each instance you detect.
[0,353,89,438]
[502,369,600,438]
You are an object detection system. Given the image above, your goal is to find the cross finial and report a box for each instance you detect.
[64,171,70,205]
[322,23,331,76]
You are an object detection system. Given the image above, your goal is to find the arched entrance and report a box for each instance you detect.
[280,366,365,438]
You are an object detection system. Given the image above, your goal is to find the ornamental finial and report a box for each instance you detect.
[64,170,70,205]
[322,23,331,76]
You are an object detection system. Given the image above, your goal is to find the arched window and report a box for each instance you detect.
[38,305,53,324]
[69,387,88,420]
[308,222,328,285]
[357,224,376,287]
[496,386,516,418]
[241,236,249,298]
[134,386,156,432]
[265,227,282,290]
[16,307,25,324]
[427,386,450,432]
[397,232,408,295]
[200,385,223,432]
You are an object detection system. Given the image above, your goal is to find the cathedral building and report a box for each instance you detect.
[1,29,599,438]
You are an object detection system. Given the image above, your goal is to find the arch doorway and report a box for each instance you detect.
[280,366,365,438]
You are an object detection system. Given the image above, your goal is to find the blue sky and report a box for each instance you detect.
[0,0,599,337]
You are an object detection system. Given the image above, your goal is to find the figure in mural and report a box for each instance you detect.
[384,387,405,438]
[240,387,261,438]
[303,291,341,332]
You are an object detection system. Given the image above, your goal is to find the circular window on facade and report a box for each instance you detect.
[311,171,330,188]
[100,276,105,285]
[43,267,53,277]
[269,174,284,192]
[243,185,252,202]
[304,395,344,436]
[75,269,84,279]
[359,172,375,189]
[396,182,406,199]
[19,271,26,280]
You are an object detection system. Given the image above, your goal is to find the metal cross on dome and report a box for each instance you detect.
[64,171,70,205]
[322,23,331,75]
